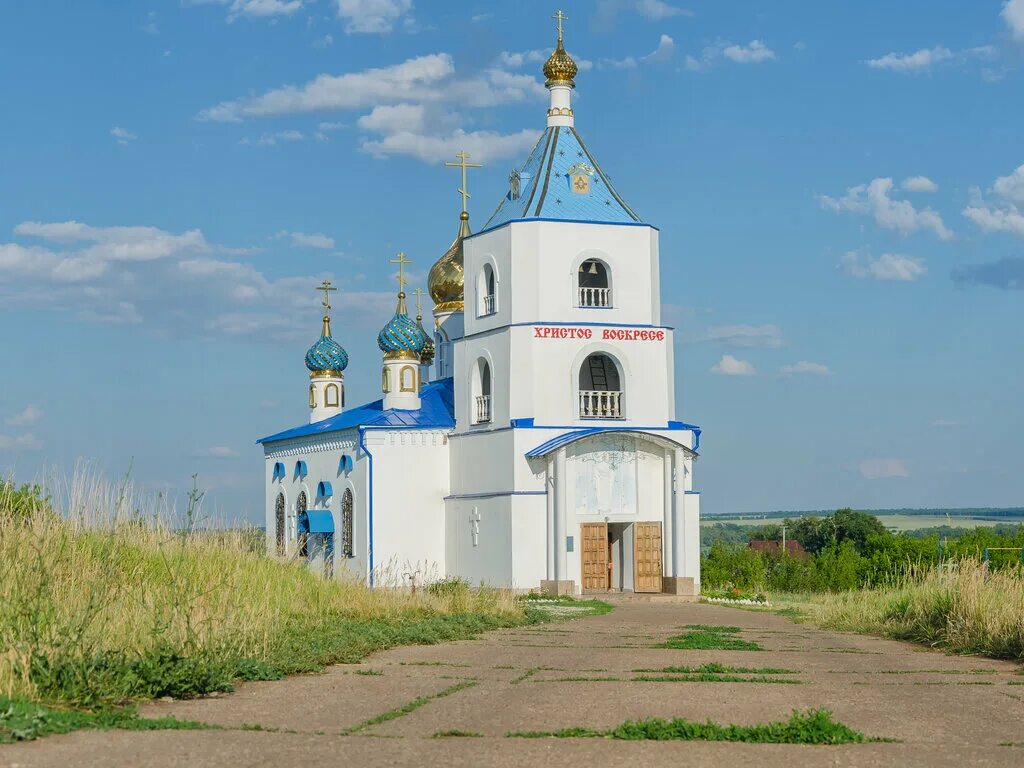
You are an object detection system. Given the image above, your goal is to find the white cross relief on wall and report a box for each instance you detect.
[470,508,481,547]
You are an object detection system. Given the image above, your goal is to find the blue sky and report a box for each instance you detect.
[2,1,1023,522]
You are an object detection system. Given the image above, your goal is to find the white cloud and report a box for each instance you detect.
[110,126,137,145]
[685,39,776,71]
[702,324,783,348]
[357,103,428,133]
[710,354,755,376]
[240,129,306,147]
[198,53,544,122]
[859,458,909,480]
[962,166,1024,238]
[274,230,335,249]
[497,49,547,69]
[361,127,539,163]
[595,0,691,25]
[335,0,413,34]
[820,177,953,240]
[635,0,689,18]
[866,45,996,74]
[867,46,953,73]
[963,201,1024,237]
[778,361,830,376]
[0,433,43,452]
[723,40,776,64]
[840,252,927,282]
[0,219,397,343]
[901,175,938,193]
[6,404,43,427]
[992,164,1024,204]
[1003,0,1024,41]
[186,0,303,20]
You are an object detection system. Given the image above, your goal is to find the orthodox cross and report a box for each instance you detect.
[412,287,425,318]
[469,508,481,547]
[445,150,482,214]
[390,252,412,294]
[317,279,337,315]
[552,9,568,42]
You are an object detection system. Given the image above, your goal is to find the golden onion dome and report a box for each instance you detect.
[428,211,470,314]
[543,38,577,86]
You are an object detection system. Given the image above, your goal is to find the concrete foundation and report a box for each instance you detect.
[540,579,577,596]
[662,576,698,597]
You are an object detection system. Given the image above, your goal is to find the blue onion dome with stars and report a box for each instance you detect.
[306,280,348,374]
[377,290,429,360]
[305,331,348,374]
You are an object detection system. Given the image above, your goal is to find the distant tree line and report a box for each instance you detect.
[702,509,1024,594]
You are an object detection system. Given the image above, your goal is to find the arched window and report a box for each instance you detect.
[578,259,611,307]
[296,491,308,557]
[578,352,623,419]
[399,365,417,392]
[274,493,285,556]
[478,263,496,316]
[308,384,317,408]
[382,366,392,393]
[325,383,340,407]
[341,489,354,558]
[473,358,492,424]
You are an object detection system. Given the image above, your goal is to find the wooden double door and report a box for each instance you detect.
[581,522,663,593]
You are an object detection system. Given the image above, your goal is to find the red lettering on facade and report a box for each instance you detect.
[533,326,665,341]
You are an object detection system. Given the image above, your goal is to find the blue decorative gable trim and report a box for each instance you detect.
[317,481,333,501]
[294,460,307,478]
[525,427,698,458]
[258,378,455,444]
[483,126,641,229]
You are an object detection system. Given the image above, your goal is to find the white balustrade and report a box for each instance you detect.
[475,394,492,423]
[579,390,623,419]
[482,294,496,315]
[578,286,611,308]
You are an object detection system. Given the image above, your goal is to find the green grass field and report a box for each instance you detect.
[702,514,1009,531]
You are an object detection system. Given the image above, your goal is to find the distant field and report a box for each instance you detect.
[702,514,1013,532]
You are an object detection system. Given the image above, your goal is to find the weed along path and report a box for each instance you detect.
[4,601,1023,767]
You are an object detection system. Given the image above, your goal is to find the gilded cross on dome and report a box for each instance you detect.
[552,9,567,42]
[390,252,412,296]
[413,287,425,318]
[317,279,337,314]
[445,150,482,215]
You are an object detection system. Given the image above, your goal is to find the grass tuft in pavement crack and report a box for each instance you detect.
[508,708,883,744]
[657,625,763,651]
[433,729,483,738]
[343,681,477,735]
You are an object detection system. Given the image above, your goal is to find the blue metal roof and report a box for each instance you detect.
[258,377,455,444]
[525,425,700,458]
[484,126,642,229]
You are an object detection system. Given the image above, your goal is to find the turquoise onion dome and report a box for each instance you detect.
[377,292,429,360]
[305,315,348,373]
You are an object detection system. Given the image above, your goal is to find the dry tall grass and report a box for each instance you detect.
[803,562,1024,661]
[0,471,525,704]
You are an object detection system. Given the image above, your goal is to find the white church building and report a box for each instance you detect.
[258,18,703,596]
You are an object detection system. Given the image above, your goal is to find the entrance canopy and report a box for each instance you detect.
[298,510,335,534]
[525,427,698,459]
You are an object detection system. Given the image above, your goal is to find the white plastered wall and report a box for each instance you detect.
[364,428,450,586]
[263,430,369,581]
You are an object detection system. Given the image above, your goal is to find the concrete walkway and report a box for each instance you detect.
[4,601,1023,767]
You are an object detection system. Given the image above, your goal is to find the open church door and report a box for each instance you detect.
[581,522,609,593]
[634,522,663,593]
